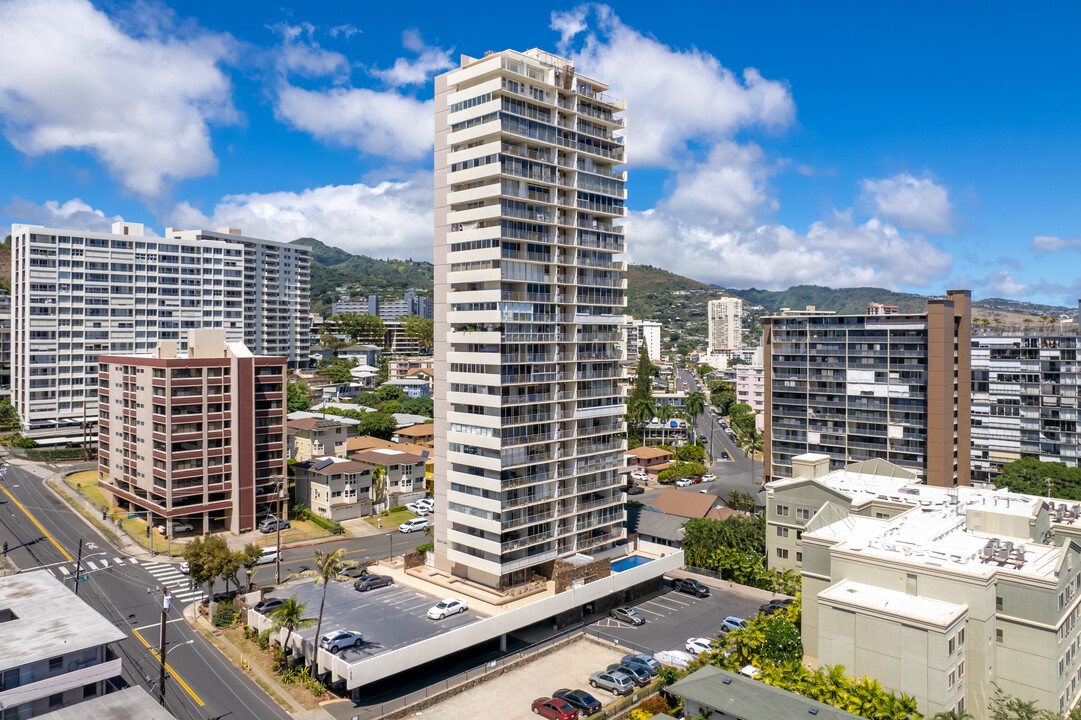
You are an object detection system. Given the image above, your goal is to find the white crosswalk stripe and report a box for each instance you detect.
[57,566,70,576]
[85,561,98,571]
[114,557,126,565]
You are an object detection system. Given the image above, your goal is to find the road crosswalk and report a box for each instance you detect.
[46,556,206,604]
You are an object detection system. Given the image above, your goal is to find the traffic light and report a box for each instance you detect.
[146,525,150,538]
[3,542,7,557]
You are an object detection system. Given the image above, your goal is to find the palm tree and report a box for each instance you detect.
[269,594,313,657]
[740,427,763,484]
[932,711,973,720]
[629,395,656,443]
[657,404,677,446]
[686,391,705,447]
[307,548,357,677]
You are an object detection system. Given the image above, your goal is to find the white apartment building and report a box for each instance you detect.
[766,454,1081,717]
[433,48,628,589]
[708,297,743,353]
[622,318,662,362]
[10,222,309,434]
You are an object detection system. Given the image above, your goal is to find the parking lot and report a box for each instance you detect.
[265,578,479,661]
[418,637,626,720]
[587,579,766,657]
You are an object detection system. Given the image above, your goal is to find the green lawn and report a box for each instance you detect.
[365,509,418,529]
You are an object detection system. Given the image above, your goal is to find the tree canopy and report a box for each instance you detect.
[994,457,1081,501]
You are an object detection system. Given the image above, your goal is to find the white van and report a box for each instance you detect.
[256,547,281,565]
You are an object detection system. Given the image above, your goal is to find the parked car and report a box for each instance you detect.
[609,606,645,626]
[701,473,717,482]
[720,616,747,633]
[415,498,435,511]
[179,561,190,574]
[399,518,429,534]
[672,577,711,597]
[552,688,601,715]
[531,697,579,720]
[630,471,649,482]
[718,420,728,429]
[258,517,290,534]
[606,662,650,686]
[626,484,645,496]
[405,502,430,516]
[620,653,660,677]
[340,565,368,580]
[686,637,717,655]
[653,649,695,669]
[427,598,468,620]
[675,478,693,488]
[319,630,363,653]
[354,574,394,592]
[156,521,194,534]
[253,597,284,614]
[588,670,634,696]
[689,476,703,484]
[759,603,783,616]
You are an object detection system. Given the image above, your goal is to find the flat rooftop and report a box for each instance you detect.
[820,580,967,629]
[0,571,125,670]
[36,686,175,720]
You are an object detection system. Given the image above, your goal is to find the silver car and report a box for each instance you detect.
[588,669,634,696]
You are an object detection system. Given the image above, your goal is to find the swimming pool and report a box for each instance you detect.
[611,555,653,572]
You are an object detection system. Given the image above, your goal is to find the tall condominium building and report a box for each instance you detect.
[622,318,662,362]
[708,297,743,353]
[434,48,628,588]
[10,222,309,434]
[971,330,1080,482]
[766,454,1081,717]
[97,330,287,535]
[332,291,433,320]
[763,290,971,486]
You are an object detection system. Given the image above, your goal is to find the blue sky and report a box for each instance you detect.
[1,1,1079,305]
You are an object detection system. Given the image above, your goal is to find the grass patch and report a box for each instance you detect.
[365,509,418,529]
[221,626,331,711]
[63,472,188,556]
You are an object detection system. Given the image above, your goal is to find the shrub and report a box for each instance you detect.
[212,600,237,628]
[629,710,652,720]
[388,505,407,513]
[415,542,434,554]
[306,512,344,534]
[636,695,672,716]
[257,629,271,651]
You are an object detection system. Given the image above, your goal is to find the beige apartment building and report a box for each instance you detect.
[293,457,374,521]
[763,290,972,486]
[289,417,352,461]
[97,330,287,535]
[708,297,743,354]
[766,453,1081,717]
[433,48,628,589]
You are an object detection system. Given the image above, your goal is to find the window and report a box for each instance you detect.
[777,527,789,538]
[949,637,956,655]
[875,512,890,519]
[948,669,956,689]
[958,628,965,647]
[776,548,789,559]
[48,655,63,671]
[49,693,63,708]
[796,508,812,520]
[997,629,1004,643]
[996,596,1003,611]
[83,683,98,699]
[776,505,790,518]
[796,552,803,563]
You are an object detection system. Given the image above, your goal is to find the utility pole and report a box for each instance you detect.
[275,477,285,584]
[73,538,83,595]
[158,587,171,706]
[81,401,88,462]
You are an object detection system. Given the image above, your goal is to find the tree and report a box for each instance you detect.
[270,594,312,637]
[358,412,398,440]
[741,427,764,485]
[322,362,353,384]
[308,548,357,677]
[237,543,262,591]
[402,315,434,353]
[287,381,313,413]
[686,391,706,447]
[933,711,974,720]
[629,396,656,441]
[630,348,656,404]
[375,384,406,403]
[183,535,230,606]
[334,313,367,344]
[0,398,18,428]
[371,466,388,508]
[994,457,1081,501]
[760,616,803,665]
[318,333,346,354]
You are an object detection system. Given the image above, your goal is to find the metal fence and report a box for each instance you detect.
[682,564,725,582]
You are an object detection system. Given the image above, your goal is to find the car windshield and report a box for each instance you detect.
[625,608,638,616]
[435,602,448,609]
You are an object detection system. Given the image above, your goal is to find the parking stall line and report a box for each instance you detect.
[631,606,664,617]
[641,599,680,612]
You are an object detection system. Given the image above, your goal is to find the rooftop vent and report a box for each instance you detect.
[809,709,819,716]
[723,677,732,685]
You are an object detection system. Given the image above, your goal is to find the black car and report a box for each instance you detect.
[606,662,650,687]
[673,577,711,597]
[626,484,645,496]
[354,574,394,592]
[552,688,601,715]
[610,606,645,626]
[759,604,781,616]
[253,597,284,614]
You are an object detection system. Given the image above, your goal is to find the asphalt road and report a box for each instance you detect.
[0,460,291,720]
[248,528,411,587]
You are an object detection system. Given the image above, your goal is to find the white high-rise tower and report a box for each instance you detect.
[433,49,628,589]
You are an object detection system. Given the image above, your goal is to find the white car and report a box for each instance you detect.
[701,474,716,483]
[675,478,692,488]
[405,503,430,516]
[686,637,717,655]
[427,598,468,620]
[319,630,363,653]
[399,518,429,533]
[630,472,649,482]
[180,561,190,574]
[653,649,695,669]
[156,521,194,534]
[415,497,434,510]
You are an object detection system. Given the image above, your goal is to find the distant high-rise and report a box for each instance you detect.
[11,222,309,434]
[433,48,628,588]
[708,297,743,353]
[763,291,972,486]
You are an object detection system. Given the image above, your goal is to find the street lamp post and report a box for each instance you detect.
[276,478,286,585]
[158,587,172,706]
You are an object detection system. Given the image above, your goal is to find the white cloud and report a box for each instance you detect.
[1031,235,1081,252]
[550,7,589,54]
[859,173,954,234]
[270,22,350,80]
[658,141,777,231]
[556,5,795,167]
[169,174,434,259]
[627,209,952,291]
[983,270,1032,297]
[0,0,235,196]
[328,24,359,40]
[371,30,453,87]
[276,85,433,159]
[4,197,124,232]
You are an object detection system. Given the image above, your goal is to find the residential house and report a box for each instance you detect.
[339,344,381,366]
[649,488,738,522]
[293,457,374,521]
[348,447,428,508]
[289,418,353,461]
[625,446,673,475]
[388,356,433,380]
[346,435,433,485]
[668,666,862,720]
[381,378,431,399]
[392,423,434,448]
[626,506,686,555]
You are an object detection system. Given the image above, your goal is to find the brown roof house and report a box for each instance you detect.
[626,446,674,471]
[348,447,428,510]
[392,423,434,448]
[649,488,739,521]
[293,457,374,522]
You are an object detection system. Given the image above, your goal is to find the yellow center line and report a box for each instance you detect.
[131,627,206,707]
[0,485,73,562]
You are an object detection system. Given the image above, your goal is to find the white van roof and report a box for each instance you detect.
[261,546,279,554]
